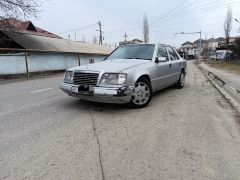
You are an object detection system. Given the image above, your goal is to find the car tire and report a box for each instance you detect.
[128,78,152,108]
[175,70,185,89]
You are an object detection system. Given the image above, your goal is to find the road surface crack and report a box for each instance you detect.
[88,108,105,180]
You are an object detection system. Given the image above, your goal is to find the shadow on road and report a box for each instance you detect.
[60,86,178,112]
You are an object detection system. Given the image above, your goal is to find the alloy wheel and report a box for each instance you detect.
[131,82,150,105]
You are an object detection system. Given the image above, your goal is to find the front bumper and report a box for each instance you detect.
[59,83,134,104]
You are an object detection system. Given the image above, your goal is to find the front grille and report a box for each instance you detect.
[73,71,99,86]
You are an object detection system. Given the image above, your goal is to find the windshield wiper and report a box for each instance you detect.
[125,57,151,60]
[136,58,152,60]
[126,57,142,59]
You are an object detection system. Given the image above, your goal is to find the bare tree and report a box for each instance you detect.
[224,7,232,60]
[0,0,41,20]
[143,13,149,43]
[230,37,240,60]
[92,36,97,44]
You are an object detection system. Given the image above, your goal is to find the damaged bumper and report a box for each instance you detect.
[59,83,134,104]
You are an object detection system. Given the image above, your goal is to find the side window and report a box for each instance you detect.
[157,45,169,61]
[166,47,179,61]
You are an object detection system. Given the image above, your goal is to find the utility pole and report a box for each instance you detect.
[175,31,202,63]
[200,31,202,62]
[97,21,103,45]
[75,32,77,41]
[123,33,128,42]
[211,35,214,58]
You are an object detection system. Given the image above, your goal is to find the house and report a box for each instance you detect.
[179,41,194,51]
[217,37,236,49]
[193,39,206,48]
[207,38,218,50]
[0,18,112,76]
[179,41,195,59]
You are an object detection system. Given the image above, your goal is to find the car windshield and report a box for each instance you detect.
[106,44,155,60]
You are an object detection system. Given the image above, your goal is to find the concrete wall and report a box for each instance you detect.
[0,53,26,74]
[0,52,106,75]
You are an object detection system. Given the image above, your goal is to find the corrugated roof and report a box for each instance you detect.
[2,31,112,55]
[0,18,62,39]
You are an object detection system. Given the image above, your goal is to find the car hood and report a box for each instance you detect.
[68,59,150,73]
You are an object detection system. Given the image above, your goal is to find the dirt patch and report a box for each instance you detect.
[206,60,240,75]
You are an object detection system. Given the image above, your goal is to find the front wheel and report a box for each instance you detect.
[128,78,152,108]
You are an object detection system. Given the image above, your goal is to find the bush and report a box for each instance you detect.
[230,37,240,60]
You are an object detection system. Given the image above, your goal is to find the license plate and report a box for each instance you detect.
[71,86,79,93]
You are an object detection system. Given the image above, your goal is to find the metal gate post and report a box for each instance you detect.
[24,51,29,78]
[77,53,80,66]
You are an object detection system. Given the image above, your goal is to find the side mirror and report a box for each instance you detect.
[155,57,167,63]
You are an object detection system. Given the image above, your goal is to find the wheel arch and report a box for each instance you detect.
[136,74,151,82]
[181,68,186,75]
[134,74,153,92]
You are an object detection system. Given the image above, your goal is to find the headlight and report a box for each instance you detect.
[64,71,73,83]
[100,73,127,85]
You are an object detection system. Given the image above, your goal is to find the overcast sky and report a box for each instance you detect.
[31,0,240,47]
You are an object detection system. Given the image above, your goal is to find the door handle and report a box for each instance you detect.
[169,64,172,67]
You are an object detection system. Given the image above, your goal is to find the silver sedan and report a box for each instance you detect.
[60,44,187,108]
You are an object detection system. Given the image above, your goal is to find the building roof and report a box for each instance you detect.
[207,38,218,42]
[217,37,225,41]
[0,18,61,39]
[181,41,194,46]
[194,39,206,43]
[1,30,112,55]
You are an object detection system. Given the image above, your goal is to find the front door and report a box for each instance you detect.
[152,45,173,90]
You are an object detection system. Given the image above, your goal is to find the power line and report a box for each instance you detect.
[150,1,240,27]
[104,0,233,33]
[59,23,97,35]
[104,2,240,36]
[59,0,239,38]
[105,17,238,39]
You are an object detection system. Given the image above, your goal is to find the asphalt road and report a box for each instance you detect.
[0,62,240,180]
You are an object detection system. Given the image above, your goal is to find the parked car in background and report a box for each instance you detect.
[210,54,216,60]
[216,50,233,60]
[60,44,187,108]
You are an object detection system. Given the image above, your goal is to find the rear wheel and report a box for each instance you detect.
[128,78,152,108]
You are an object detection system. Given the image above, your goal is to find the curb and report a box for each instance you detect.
[197,64,240,114]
